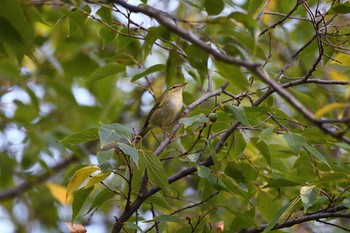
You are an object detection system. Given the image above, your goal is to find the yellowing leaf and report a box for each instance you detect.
[330,53,350,66]
[66,166,99,199]
[328,68,349,81]
[85,171,111,189]
[46,182,72,204]
[315,102,350,118]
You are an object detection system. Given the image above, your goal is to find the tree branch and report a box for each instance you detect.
[111,0,350,145]
[110,0,259,69]
[106,1,350,232]
[240,206,350,233]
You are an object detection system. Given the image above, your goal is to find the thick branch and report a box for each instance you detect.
[252,66,350,144]
[111,0,259,69]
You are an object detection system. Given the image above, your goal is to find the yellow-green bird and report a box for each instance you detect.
[138,82,187,139]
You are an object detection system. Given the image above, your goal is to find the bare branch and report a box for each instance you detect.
[260,1,302,36]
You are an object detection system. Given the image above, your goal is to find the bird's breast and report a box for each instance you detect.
[150,95,183,128]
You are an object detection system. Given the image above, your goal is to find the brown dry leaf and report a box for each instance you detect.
[216,221,224,232]
[63,222,87,233]
[210,221,224,232]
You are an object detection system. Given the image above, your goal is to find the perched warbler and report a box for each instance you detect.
[138,82,187,139]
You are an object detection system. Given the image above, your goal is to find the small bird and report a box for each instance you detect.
[137,82,187,139]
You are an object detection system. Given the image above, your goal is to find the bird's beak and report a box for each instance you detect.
[182,82,188,87]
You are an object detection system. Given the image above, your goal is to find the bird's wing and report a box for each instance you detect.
[141,94,163,129]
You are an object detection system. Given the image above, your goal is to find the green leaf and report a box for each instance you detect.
[304,143,331,169]
[224,206,257,230]
[149,215,182,223]
[284,133,306,154]
[224,105,250,126]
[147,192,171,209]
[197,166,211,178]
[96,6,112,24]
[99,123,133,148]
[124,222,144,232]
[214,60,247,89]
[204,0,224,15]
[67,9,87,36]
[259,128,273,140]
[258,190,281,222]
[263,196,301,233]
[185,44,208,80]
[243,106,275,125]
[87,63,125,83]
[263,179,300,188]
[0,0,35,44]
[206,173,229,192]
[247,0,268,19]
[229,12,258,31]
[251,138,271,166]
[179,113,209,129]
[59,127,99,144]
[86,188,116,215]
[225,161,258,184]
[291,89,319,112]
[140,152,170,191]
[130,64,166,82]
[343,197,350,208]
[300,186,318,212]
[117,142,139,166]
[99,26,116,49]
[97,150,114,167]
[331,2,350,14]
[231,130,246,158]
[220,173,248,196]
[143,27,159,57]
[72,186,94,223]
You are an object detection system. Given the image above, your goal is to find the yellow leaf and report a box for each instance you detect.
[315,102,350,118]
[46,182,72,204]
[330,53,350,66]
[85,171,111,189]
[66,166,99,199]
[262,1,276,24]
[328,67,349,81]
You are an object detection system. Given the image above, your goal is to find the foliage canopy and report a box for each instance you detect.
[1,0,350,232]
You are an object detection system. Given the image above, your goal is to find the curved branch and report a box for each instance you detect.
[110,0,259,69]
[241,205,350,233]
[111,0,350,145]
[259,1,302,36]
